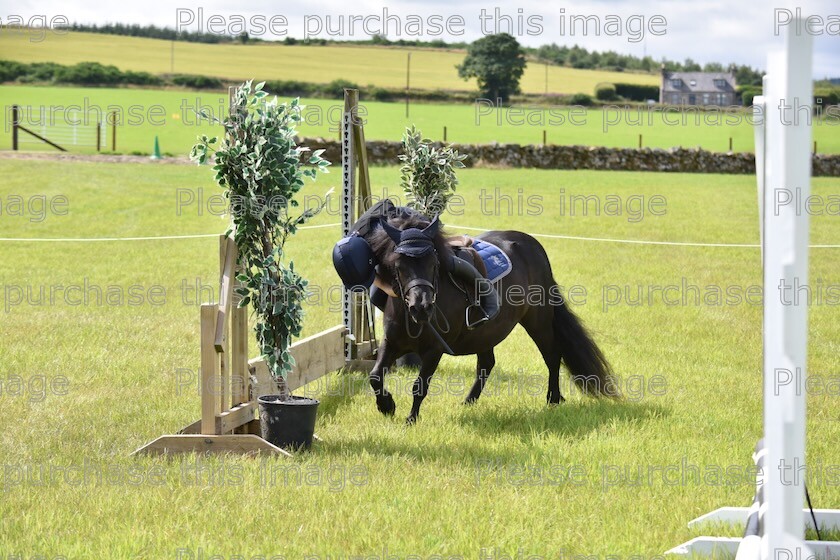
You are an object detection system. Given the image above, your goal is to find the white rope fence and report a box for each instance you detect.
[1,222,838,248]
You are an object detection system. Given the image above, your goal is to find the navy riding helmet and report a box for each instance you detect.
[332,234,377,289]
[332,199,401,290]
[332,199,431,294]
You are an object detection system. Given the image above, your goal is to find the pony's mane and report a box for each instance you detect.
[368,211,453,268]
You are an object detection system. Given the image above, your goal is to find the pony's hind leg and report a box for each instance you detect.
[464,349,495,404]
[520,307,565,405]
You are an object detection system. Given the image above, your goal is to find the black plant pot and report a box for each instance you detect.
[258,395,320,451]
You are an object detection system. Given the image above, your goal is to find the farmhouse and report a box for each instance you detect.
[659,68,738,106]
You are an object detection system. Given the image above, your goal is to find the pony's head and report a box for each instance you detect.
[370,211,452,323]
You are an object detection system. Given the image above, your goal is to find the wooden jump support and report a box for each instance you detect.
[133,234,348,457]
[342,89,377,368]
[134,89,376,457]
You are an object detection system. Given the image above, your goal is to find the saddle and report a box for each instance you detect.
[447,235,488,277]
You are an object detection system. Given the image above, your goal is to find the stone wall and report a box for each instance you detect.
[303,138,840,176]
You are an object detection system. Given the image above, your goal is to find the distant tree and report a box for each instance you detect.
[536,43,565,65]
[457,33,526,102]
[703,62,724,72]
[732,64,763,86]
[683,58,702,72]
[238,32,249,44]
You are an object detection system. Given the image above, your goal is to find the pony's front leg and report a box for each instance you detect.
[406,350,443,425]
[369,338,398,416]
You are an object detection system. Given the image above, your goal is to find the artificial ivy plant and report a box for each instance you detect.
[190,80,330,397]
[399,126,467,217]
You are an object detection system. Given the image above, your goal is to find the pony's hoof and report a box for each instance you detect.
[405,415,417,425]
[546,393,566,406]
[463,397,478,405]
[376,395,396,416]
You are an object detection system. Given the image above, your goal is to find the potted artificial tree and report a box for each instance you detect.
[191,81,330,450]
[399,126,466,217]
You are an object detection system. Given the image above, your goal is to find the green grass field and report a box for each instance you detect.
[1,159,838,557]
[0,28,659,95]
[5,85,839,155]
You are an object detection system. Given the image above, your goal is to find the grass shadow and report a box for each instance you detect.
[319,430,531,466]
[455,398,670,440]
[306,370,371,421]
[316,396,669,468]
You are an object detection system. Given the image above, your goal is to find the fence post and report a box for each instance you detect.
[12,104,19,151]
[543,129,547,146]
[638,134,643,148]
[443,126,447,142]
[729,137,733,152]
[96,121,101,152]
[110,111,116,151]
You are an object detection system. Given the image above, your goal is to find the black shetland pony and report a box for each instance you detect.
[368,212,620,424]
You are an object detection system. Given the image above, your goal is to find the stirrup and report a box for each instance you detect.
[465,304,489,330]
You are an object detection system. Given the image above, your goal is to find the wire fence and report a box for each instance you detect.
[12,106,114,151]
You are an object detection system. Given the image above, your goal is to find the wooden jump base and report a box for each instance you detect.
[134,89,376,457]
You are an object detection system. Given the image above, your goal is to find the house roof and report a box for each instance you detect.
[662,72,736,93]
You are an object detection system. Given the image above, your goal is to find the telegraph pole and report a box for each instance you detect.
[405,52,411,118]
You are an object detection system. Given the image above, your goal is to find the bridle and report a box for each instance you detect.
[391,253,451,353]
[379,215,453,353]
[393,257,439,311]
[379,214,442,315]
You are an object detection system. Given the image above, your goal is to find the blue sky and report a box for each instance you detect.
[6,0,839,78]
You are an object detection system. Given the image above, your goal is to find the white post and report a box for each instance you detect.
[666,14,840,560]
[753,76,767,264]
[760,20,812,560]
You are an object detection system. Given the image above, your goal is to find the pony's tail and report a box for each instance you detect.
[553,301,621,399]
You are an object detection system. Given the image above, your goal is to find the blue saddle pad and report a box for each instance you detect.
[472,239,512,282]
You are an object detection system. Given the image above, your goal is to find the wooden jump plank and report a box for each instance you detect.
[215,401,257,434]
[215,236,237,352]
[180,419,202,435]
[249,325,347,395]
[217,235,231,412]
[352,107,372,208]
[132,434,291,457]
[200,303,219,435]
[231,304,248,408]
[219,325,229,415]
